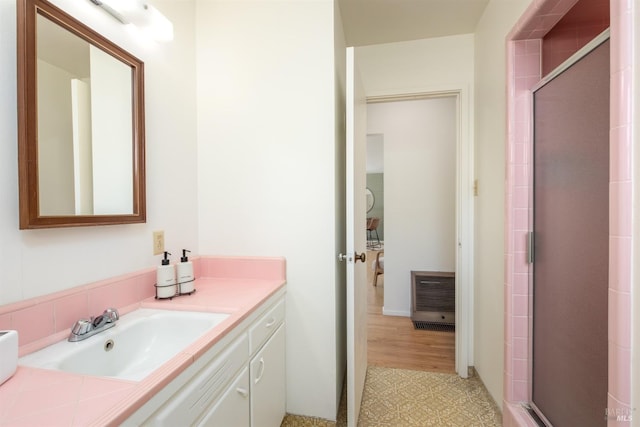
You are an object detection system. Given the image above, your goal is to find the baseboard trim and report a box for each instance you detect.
[382,307,410,317]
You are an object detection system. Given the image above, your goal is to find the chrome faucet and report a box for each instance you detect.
[68,308,119,342]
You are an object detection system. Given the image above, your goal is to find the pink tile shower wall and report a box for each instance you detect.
[505,0,633,425]
[542,0,610,74]
[608,0,633,417]
[505,36,541,405]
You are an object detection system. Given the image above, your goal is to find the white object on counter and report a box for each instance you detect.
[177,249,195,294]
[0,330,18,385]
[156,251,177,299]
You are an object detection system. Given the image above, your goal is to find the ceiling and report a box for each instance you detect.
[338,0,490,47]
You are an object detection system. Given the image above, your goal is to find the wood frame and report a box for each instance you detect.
[17,0,146,229]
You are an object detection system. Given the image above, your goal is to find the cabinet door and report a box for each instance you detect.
[250,324,285,427]
[198,367,250,427]
[149,334,248,426]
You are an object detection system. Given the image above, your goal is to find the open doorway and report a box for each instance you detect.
[364,95,457,373]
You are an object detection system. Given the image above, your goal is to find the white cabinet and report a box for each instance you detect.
[126,292,286,427]
[249,299,285,354]
[250,324,285,427]
[149,334,249,426]
[198,367,250,427]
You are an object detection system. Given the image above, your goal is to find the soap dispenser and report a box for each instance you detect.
[155,251,177,299]
[177,249,195,295]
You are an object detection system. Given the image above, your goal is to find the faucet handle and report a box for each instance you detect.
[71,319,93,336]
[104,308,119,322]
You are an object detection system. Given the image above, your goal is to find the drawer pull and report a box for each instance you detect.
[236,387,249,398]
[254,358,265,384]
[265,317,276,328]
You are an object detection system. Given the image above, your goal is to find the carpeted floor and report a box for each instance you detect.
[281,366,501,427]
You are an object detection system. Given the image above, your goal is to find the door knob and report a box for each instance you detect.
[338,253,366,262]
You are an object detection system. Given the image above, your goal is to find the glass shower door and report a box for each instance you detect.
[531,38,609,426]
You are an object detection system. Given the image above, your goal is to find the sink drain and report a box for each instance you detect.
[104,339,115,352]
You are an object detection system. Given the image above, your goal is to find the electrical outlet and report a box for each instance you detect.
[153,231,165,255]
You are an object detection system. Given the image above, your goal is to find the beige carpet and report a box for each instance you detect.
[281,366,501,427]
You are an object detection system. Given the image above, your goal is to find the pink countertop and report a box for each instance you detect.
[0,277,286,426]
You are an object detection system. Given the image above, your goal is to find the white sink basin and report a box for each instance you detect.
[19,308,230,381]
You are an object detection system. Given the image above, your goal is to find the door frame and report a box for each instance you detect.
[366,85,474,378]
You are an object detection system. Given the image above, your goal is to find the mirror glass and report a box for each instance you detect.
[18,0,146,228]
[366,188,375,213]
[37,15,133,216]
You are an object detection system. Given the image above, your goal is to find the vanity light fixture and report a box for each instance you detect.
[89,0,174,42]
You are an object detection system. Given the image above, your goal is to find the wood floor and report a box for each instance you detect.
[366,250,456,373]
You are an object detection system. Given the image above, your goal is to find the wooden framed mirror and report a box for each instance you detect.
[17,0,146,229]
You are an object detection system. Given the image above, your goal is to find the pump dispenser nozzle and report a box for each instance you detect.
[180,249,191,262]
[161,251,171,265]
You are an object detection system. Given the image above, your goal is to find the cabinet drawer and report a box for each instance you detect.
[249,299,285,354]
[150,333,249,426]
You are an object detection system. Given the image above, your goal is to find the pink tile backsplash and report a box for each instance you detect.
[0,267,158,355]
[0,256,285,356]
[0,313,11,331]
[505,0,633,425]
[53,292,89,332]
[87,284,116,318]
[200,256,286,281]
[12,302,55,346]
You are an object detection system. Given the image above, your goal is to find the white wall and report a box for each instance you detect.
[366,134,384,173]
[70,78,94,215]
[90,46,133,215]
[37,59,75,215]
[357,35,473,314]
[473,0,533,409]
[0,0,198,304]
[357,34,474,97]
[367,98,457,316]
[194,0,343,420]
[633,2,640,423]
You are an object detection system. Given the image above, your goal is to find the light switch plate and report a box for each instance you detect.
[153,231,165,255]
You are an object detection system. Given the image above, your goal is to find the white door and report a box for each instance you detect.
[345,46,368,427]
